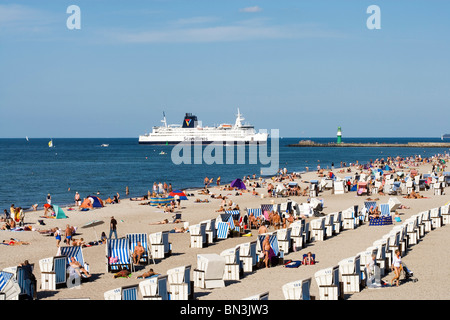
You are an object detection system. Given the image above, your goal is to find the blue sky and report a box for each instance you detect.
[0,0,449,138]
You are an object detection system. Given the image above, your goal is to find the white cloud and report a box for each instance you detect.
[173,16,219,26]
[239,6,263,13]
[109,20,345,44]
[0,4,57,33]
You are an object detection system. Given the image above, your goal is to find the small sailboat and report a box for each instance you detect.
[48,139,54,148]
[101,144,109,147]
[26,136,29,142]
[159,151,167,155]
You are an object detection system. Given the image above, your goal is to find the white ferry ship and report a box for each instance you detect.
[138,109,268,144]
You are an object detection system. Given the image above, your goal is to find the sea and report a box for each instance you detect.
[1,137,449,212]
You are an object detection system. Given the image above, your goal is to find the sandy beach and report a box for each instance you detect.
[1,157,449,301]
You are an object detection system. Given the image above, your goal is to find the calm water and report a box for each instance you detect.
[1,137,448,211]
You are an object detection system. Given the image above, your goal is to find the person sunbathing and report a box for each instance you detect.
[69,257,90,277]
[171,226,187,233]
[149,219,169,225]
[132,242,145,265]
[368,206,380,220]
[136,268,158,279]
[303,252,315,265]
[71,238,86,247]
[3,239,30,245]
[248,213,258,229]
[216,206,225,212]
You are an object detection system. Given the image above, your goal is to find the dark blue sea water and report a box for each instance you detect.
[1,137,449,211]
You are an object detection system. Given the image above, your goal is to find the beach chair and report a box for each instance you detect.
[167,265,192,300]
[216,221,230,240]
[39,256,68,290]
[405,216,419,246]
[310,217,326,241]
[392,225,408,255]
[342,207,356,230]
[276,227,292,256]
[441,205,450,225]
[126,233,152,265]
[242,291,269,300]
[388,197,401,212]
[193,254,226,289]
[380,204,390,216]
[333,180,345,195]
[315,266,341,300]
[221,247,242,281]
[257,232,281,266]
[282,278,312,300]
[383,231,401,265]
[339,255,361,294]
[324,213,335,238]
[104,284,139,300]
[333,211,342,234]
[372,239,387,276]
[172,213,182,223]
[149,230,171,259]
[106,238,133,273]
[238,241,257,273]
[139,275,169,300]
[15,265,37,300]
[290,220,304,251]
[57,246,90,277]
[0,271,21,300]
[430,207,442,229]
[303,221,310,244]
[432,182,444,195]
[358,247,378,282]
[201,219,216,244]
[364,201,377,213]
[189,223,208,248]
[421,210,432,233]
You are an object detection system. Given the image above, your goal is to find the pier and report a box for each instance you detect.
[287,140,450,148]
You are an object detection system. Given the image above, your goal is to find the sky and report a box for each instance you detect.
[0,0,449,138]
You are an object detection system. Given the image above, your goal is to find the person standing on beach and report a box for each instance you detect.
[109,216,118,239]
[74,192,81,206]
[47,194,51,205]
[65,224,73,245]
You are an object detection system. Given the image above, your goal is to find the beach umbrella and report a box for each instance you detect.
[231,178,246,190]
[81,220,104,242]
[169,190,188,200]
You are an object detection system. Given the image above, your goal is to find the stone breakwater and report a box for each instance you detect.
[287,140,450,148]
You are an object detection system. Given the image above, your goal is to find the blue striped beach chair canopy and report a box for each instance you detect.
[247,208,262,218]
[107,238,132,271]
[257,233,279,257]
[122,285,139,300]
[216,221,229,239]
[364,201,377,212]
[0,271,14,292]
[380,204,390,216]
[225,210,240,220]
[57,246,85,266]
[126,233,149,251]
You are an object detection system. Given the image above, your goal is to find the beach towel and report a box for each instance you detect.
[284,260,301,268]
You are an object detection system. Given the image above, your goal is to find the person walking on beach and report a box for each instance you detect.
[109,216,118,239]
[55,227,61,247]
[390,249,403,287]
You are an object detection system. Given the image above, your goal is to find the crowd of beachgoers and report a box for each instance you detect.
[1,152,449,300]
